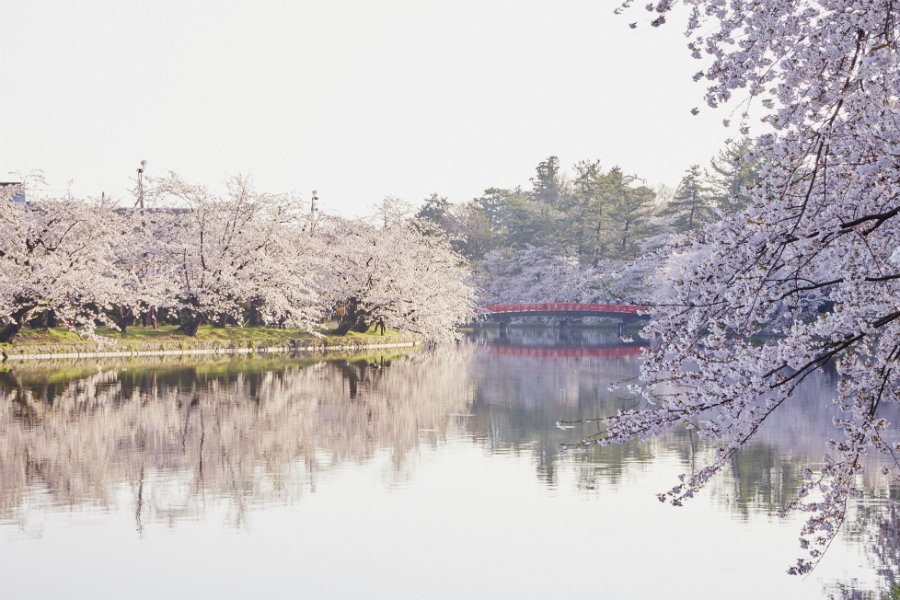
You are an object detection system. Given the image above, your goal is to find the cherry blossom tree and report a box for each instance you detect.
[321,217,474,342]
[1,174,472,344]
[0,185,131,343]
[106,208,181,331]
[597,0,900,574]
[152,173,325,334]
[476,245,603,305]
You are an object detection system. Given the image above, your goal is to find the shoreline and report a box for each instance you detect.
[1,327,422,362]
[3,341,421,362]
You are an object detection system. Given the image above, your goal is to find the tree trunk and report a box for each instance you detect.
[351,318,371,333]
[111,305,135,332]
[333,319,354,336]
[0,322,23,345]
[247,299,266,327]
[334,314,369,336]
[333,298,371,335]
[0,305,34,344]
[28,310,50,329]
[178,312,206,336]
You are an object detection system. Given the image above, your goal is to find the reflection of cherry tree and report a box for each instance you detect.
[0,348,472,526]
[471,334,896,525]
[825,499,900,599]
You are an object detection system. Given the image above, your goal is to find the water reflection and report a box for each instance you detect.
[1,335,889,521]
[0,350,472,529]
[468,328,836,515]
[471,323,637,347]
[467,331,647,488]
[0,332,897,598]
[825,498,900,599]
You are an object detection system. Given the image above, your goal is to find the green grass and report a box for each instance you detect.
[1,322,418,379]
[3,327,84,345]
[9,325,410,347]
[2,323,416,354]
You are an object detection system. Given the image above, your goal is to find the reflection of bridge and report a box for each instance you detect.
[478,302,651,336]
[487,344,645,360]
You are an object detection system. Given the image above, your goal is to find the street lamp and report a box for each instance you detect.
[310,190,319,235]
[137,160,147,209]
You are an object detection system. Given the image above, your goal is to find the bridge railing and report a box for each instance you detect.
[479,302,650,315]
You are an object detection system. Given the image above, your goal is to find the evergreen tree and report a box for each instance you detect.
[602,167,656,260]
[474,187,519,235]
[415,193,453,236]
[529,156,565,206]
[451,203,496,261]
[662,165,716,233]
[501,192,556,249]
[708,139,758,212]
[564,159,610,265]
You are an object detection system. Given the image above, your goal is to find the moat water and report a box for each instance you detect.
[0,328,896,599]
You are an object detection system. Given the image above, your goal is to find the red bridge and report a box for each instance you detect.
[477,302,651,336]
[479,302,650,317]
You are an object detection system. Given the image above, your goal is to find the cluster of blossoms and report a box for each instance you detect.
[607,0,900,574]
[475,245,605,304]
[0,173,474,344]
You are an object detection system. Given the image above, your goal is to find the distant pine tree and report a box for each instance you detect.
[661,165,716,233]
[708,139,759,213]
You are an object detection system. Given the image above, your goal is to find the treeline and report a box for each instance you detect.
[406,141,758,305]
[0,174,474,344]
[414,140,758,265]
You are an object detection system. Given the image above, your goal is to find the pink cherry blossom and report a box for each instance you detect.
[616,0,900,574]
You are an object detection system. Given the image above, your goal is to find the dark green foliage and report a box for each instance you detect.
[410,146,756,265]
[450,203,496,259]
[661,165,716,233]
[529,155,564,206]
[602,167,656,260]
[559,159,608,264]
[415,193,453,232]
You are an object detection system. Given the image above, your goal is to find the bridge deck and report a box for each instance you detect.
[480,302,650,316]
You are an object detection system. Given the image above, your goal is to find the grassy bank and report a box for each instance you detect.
[1,323,420,360]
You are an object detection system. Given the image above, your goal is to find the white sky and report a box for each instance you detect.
[2,0,733,217]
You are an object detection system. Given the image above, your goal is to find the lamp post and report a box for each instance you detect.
[310,190,319,235]
[137,160,146,209]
